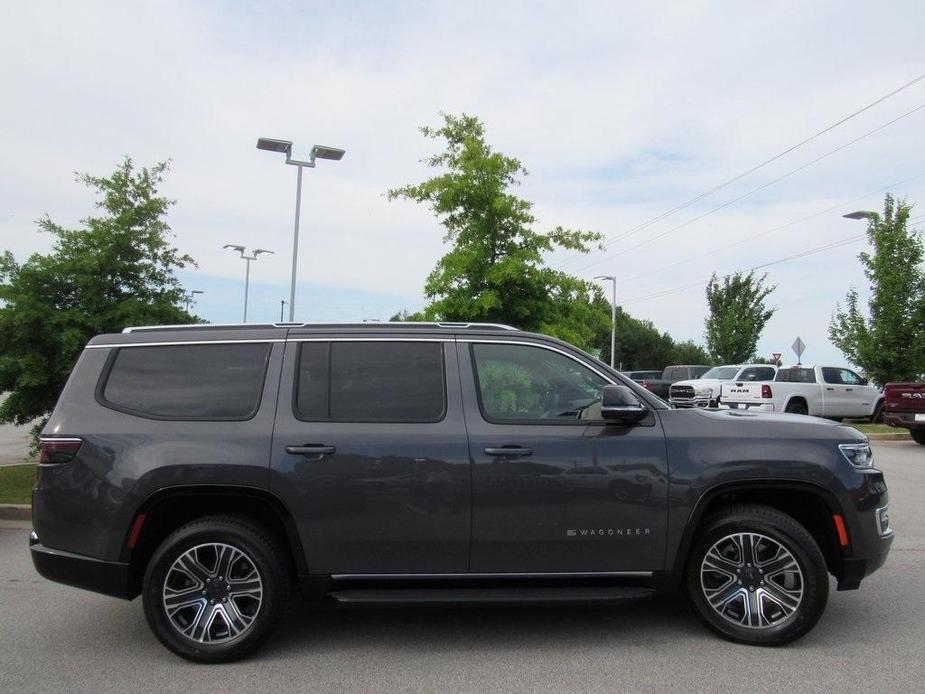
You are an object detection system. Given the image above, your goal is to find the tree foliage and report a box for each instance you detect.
[829,195,925,383]
[704,271,776,363]
[386,113,608,351]
[0,158,198,430]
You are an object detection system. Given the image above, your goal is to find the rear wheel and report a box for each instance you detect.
[870,401,884,424]
[142,516,290,663]
[686,504,828,646]
[785,399,809,415]
[911,428,925,445]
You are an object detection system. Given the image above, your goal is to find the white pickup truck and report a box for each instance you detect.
[720,364,883,420]
[669,363,778,408]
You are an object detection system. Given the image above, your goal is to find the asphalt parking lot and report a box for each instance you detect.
[1,441,922,693]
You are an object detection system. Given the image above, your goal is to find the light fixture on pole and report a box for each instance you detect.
[223,244,274,323]
[257,137,346,322]
[594,275,617,368]
[183,289,204,312]
[279,300,287,322]
[843,210,878,221]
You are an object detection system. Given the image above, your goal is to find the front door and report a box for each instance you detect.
[459,339,669,573]
[270,336,471,574]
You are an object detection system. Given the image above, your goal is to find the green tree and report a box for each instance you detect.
[829,195,925,384]
[671,339,713,366]
[0,158,198,433]
[387,113,607,351]
[704,271,776,363]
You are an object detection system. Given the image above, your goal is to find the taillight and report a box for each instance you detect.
[38,437,82,464]
[761,384,773,399]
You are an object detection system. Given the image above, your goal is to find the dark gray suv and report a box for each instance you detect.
[31,322,893,662]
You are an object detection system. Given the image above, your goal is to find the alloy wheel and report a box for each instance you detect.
[162,542,264,644]
[699,532,804,629]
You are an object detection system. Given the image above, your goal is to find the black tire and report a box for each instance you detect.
[871,401,884,424]
[911,428,925,446]
[685,504,828,646]
[142,516,291,663]
[785,399,809,415]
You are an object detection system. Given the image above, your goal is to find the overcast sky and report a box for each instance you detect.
[2,1,923,367]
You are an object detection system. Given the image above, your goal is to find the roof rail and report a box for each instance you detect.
[122,321,519,333]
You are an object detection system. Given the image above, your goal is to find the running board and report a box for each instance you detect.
[327,586,654,605]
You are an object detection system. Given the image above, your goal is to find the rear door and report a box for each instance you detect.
[459,338,669,573]
[269,334,471,574]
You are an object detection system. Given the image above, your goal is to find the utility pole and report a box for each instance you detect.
[594,275,617,368]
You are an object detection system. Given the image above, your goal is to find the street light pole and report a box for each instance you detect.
[224,245,274,323]
[280,300,287,322]
[594,275,617,368]
[183,290,203,312]
[257,138,346,322]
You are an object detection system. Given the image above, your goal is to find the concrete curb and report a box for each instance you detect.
[867,432,912,441]
[0,504,30,521]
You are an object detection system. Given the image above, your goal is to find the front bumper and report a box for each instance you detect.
[30,531,134,599]
[835,470,894,590]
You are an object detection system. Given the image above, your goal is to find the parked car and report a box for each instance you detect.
[720,365,883,421]
[883,381,925,445]
[669,364,778,408]
[642,364,711,399]
[622,370,662,386]
[31,323,892,662]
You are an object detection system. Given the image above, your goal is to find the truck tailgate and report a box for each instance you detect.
[885,382,925,415]
[721,382,766,405]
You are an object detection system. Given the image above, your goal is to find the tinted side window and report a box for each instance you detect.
[740,367,776,382]
[775,368,816,383]
[471,343,608,421]
[101,343,271,419]
[295,341,446,422]
[821,367,842,384]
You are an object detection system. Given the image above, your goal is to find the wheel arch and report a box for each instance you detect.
[672,480,845,581]
[783,395,809,413]
[122,485,307,598]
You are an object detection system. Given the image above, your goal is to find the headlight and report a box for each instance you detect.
[695,388,713,397]
[839,443,874,469]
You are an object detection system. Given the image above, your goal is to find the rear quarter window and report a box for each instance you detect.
[99,343,271,420]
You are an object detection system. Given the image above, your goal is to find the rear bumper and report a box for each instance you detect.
[883,412,924,429]
[725,402,775,412]
[30,531,134,600]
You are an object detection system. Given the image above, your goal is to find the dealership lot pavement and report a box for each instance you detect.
[1,441,922,693]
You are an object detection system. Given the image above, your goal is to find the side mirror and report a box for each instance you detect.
[601,385,646,424]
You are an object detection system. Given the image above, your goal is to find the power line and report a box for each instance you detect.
[572,100,925,273]
[618,170,925,285]
[621,233,867,305]
[556,71,925,270]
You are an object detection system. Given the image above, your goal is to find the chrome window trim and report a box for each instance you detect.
[86,339,286,349]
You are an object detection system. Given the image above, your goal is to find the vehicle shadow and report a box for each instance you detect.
[263,594,704,658]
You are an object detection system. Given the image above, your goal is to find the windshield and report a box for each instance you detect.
[700,366,739,380]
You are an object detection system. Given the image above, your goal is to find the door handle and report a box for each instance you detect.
[845,388,854,392]
[286,444,336,457]
[825,387,835,391]
[484,446,533,457]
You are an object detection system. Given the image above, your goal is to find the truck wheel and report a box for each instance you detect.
[785,400,809,415]
[910,428,925,446]
[870,401,884,424]
[142,516,291,663]
[686,504,828,646]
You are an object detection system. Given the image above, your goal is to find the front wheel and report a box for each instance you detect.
[911,428,925,445]
[686,504,828,646]
[142,516,291,663]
